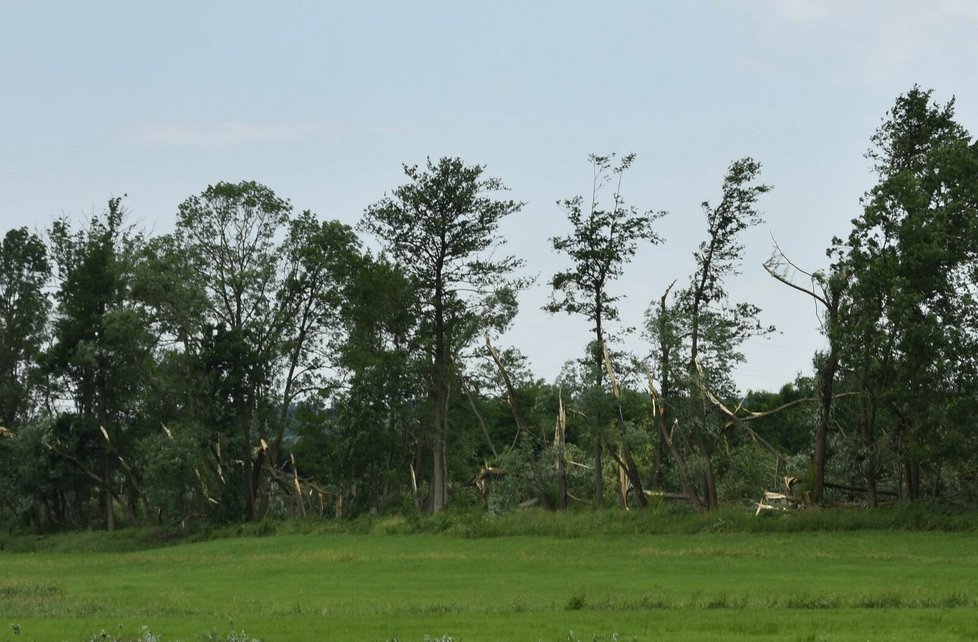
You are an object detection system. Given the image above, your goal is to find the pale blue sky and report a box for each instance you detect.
[3,1,977,392]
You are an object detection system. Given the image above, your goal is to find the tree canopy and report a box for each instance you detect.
[3,88,978,531]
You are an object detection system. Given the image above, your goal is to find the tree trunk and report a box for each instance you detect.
[429,259,450,514]
[593,436,604,509]
[430,372,449,513]
[485,336,552,509]
[700,438,718,511]
[103,456,114,531]
[556,454,568,510]
[556,395,568,510]
[652,434,664,490]
[904,458,920,501]
[242,405,257,521]
[592,299,606,509]
[431,411,447,513]
[813,348,838,503]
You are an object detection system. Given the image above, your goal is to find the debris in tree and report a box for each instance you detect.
[472,464,507,497]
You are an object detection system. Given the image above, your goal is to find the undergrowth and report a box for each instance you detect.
[3,502,977,553]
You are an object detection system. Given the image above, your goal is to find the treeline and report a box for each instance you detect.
[1,87,977,532]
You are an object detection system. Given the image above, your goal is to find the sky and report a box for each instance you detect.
[2,1,978,393]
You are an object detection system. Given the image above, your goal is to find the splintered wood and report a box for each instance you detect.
[755,476,803,516]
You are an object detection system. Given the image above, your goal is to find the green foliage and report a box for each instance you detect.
[742,378,816,455]
[830,86,978,502]
[5,101,978,534]
[0,228,50,428]
[361,157,527,512]
[546,152,664,339]
[133,428,201,525]
[645,157,773,510]
[715,441,779,504]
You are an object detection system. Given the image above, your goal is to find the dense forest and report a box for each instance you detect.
[2,87,977,532]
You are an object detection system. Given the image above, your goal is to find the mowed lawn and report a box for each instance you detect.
[2,528,978,641]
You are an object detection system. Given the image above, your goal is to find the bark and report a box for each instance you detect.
[242,405,257,521]
[700,436,719,510]
[592,294,605,508]
[651,283,675,490]
[430,390,448,513]
[103,455,114,531]
[813,346,838,503]
[904,458,920,501]
[430,256,449,513]
[822,481,898,497]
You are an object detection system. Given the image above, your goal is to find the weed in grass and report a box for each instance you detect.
[780,593,843,609]
[202,628,262,642]
[564,632,630,642]
[565,591,586,610]
[0,583,63,598]
[853,591,903,609]
[941,592,971,607]
[202,618,262,642]
[84,625,162,642]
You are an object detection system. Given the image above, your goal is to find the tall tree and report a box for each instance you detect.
[295,253,424,515]
[174,181,292,520]
[0,228,50,428]
[649,158,772,510]
[546,153,664,508]
[361,157,525,513]
[274,212,363,457]
[47,198,154,529]
[831,87,978,504]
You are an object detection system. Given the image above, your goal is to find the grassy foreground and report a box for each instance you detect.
[3,511,978,641]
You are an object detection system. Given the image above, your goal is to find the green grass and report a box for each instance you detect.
[3,511,978,640]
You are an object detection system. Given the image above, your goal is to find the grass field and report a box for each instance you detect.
[3,512,978,641]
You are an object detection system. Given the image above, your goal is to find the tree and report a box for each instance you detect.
[174,181,293,520]
[274,212,363,458]
[47,197,154,529]
[546,153,664,508]
[361,157,525,513]
[648,158,773,510]
[0,228,50,428]
[172,181,360,520]
[293,252,423,515]
[830,87,978,504]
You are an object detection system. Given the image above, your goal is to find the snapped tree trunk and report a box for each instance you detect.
[555,394,568,510]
